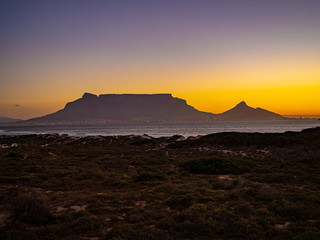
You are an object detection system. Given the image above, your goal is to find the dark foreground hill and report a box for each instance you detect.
[1,127,320,239]
[21,93,287,124]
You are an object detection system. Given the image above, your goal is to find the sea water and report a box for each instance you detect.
[0,120,319,137]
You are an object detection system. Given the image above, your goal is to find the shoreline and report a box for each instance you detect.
[0,117,311,127]
[1,120,319,137]
[0,125,320,138]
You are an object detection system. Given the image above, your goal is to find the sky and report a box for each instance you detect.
[0,0,320,119]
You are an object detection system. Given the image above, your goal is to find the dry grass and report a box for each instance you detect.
[0,128,320,239]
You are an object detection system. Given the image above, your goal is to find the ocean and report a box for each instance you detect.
[0,120,320,137]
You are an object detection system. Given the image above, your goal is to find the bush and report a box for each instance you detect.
[10,192,53,225]
[106,224,157,240]
[165,194,196,210]
[294,230,320,240]
[69,215,101,233]
[181,157,254,175]
[134,172,167,182]
[6,152,23,161]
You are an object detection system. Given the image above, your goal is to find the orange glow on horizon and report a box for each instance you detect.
[1,83,320,120]
[177,85,320,116]
[1,50,320,119]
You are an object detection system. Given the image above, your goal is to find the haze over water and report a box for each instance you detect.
[1,121,319,137]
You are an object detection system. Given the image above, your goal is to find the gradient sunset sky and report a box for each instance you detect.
[1,0,320,119]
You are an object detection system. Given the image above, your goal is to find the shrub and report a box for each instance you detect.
[130,139,151,146]
[294,230,320,240]
[165,194,196,210]
[5,152,23,161]
[10,192,53,225]
[69,215,101,233]
[134,172,167,182]
[106,224,157,240]
[181,157,254,175]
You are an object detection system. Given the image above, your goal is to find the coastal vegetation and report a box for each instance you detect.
[0,128,320,239]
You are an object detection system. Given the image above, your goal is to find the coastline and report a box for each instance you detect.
[0,120,319,137]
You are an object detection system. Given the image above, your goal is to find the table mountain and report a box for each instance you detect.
[22,93,287,124]
[25,93,214,124]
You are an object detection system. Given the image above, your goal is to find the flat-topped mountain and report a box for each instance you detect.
[25,93,214,124]
[22,93,287,124]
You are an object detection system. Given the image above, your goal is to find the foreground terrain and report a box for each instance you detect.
[1,128,320,240]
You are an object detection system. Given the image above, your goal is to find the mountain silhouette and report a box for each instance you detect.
[25,93,214,124]
[22,93,287,124]
[0,116,22,123]
[219,101,286,121]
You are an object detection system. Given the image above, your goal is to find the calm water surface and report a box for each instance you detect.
[1,120,320,137]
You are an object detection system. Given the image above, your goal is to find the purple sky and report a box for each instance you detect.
[1,1,319,52]
[1,0,320,118]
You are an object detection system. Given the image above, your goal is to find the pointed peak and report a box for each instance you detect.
[82,92,97,99]
[236,101,248,107]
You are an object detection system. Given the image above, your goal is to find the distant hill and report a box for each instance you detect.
[22,93,288,124]
[219,101,286,121]
[0,116,22,123]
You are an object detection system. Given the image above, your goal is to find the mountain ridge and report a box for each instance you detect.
[19,93,287,124]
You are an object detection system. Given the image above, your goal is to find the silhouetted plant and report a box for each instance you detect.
[134,172,167,182]
[181,157,254,174]
[294,230,320,240]
[5,152,23,161]
[10,192,53,225]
